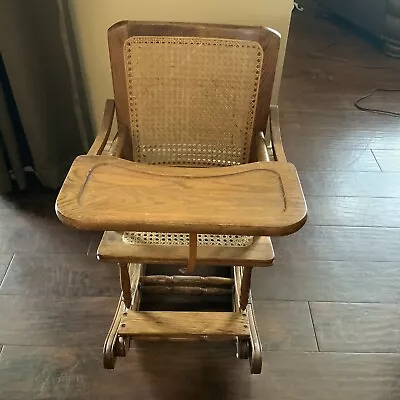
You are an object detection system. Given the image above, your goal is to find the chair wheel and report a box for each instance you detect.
[114,336,129,357]
[236,338,250,359]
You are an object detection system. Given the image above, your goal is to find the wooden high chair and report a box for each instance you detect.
[56,21,307,374]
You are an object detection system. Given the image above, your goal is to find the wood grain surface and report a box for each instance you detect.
[252,260,400,303]
[271,225,400,261]
[253,301,317,351]
[0,296,117,346]
[305,196,400,227]
[1,346,400,400]
[256,352,400,400]
[56,155,307,236]
[289,149,380,172]
[372,150,400,172]
[0,254,119,297]
[299,171,400,197]
[310,302,400,353]
[119,311,249,337]
[0,255,12,286]
[97,231,275,266]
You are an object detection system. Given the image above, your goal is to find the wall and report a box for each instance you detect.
[67,0,294,130]
[317,0,386,38]
[0,0,91,187]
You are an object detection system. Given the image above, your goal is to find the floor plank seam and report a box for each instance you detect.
[305,224,400,228]
[370,149,383,171]
[300,195,400,199]
[307,301,320,352]
[0,293,120,299]
[0,254,15,288]
[255,298,400,305]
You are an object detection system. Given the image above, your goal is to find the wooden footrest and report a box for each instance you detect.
[118,311,250,338]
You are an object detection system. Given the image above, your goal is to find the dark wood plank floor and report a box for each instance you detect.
[1,3,400,399]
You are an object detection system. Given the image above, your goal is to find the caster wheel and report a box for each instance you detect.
[114,336,129,357]
[236,338,250,359]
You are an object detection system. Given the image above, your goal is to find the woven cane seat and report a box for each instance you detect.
[122,232,253,247]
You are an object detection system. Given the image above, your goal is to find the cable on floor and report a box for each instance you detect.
[293,1,400,117]
[354,88,400,118]
[306,42,400,117]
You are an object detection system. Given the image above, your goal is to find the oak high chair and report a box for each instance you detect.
[56,21,307,374]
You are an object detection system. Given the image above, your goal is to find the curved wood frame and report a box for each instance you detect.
[269,105,287,162]
[104,263,144,369]
[88,99,115,156]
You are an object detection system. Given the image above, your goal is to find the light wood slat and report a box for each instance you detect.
[186,233,197,273]
[119,263,131,308]
[56,155,307,236]
[240,267,252,310]
[118,311,249,338]
[97,231,274,267]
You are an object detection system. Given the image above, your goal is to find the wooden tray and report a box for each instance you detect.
[56,155,307,236]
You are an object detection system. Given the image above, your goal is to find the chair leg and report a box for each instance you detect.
[233,266,262,374]
[240,267,252,311]
[119,263,132,308]
[103,293,127,369]
[247,292,262,374]
[104,263,143,369]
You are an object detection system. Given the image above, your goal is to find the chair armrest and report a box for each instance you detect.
[268,105,287,162]
[87,99,115,155]
[253,131,270,162]
[108,128,129,158]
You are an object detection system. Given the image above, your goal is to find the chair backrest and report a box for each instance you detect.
[108,21,280,166]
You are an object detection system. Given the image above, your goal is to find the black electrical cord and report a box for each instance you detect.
[354,88,400,118]
[294,4,400,118]
[307,42,400,117]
